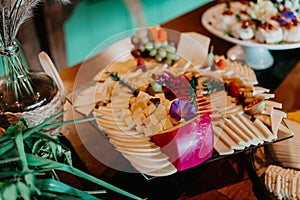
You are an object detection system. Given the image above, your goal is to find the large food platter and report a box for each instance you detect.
[70,31,295,177]
[201,1,300,50]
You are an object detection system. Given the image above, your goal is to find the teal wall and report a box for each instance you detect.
[64,0,211,66]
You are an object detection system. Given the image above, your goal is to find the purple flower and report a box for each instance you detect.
[169,100,197,121]
[278,11,296,27]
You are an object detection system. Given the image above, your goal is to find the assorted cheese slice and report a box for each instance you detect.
[94,100,176,176]
[265,165,300,200]
[212,112,279,155]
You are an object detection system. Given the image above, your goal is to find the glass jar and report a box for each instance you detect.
[0,43,63,133]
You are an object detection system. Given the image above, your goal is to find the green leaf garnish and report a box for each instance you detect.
[224,31,234,37]
[105,70,139,96]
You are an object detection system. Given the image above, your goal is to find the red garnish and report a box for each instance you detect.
[239,0,250,6]
[227,81,240,99]
[131,49,141,58]
[223,10,234,15]
[259,22,274,30]
[136,57,146,72]
[223,2,233,15]
[241,20,254,29]
[216,59,226,69]
[182,75,190,82]
[271,15,279,21]
[240,10,248,15]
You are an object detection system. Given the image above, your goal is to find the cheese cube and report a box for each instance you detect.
[143,114,159,128]
[130,102,140,113]
[136,100,147,109]
[143,103,156,116]
[153,104,167,121]
[132,107,145,126]
[136,91,150,102]
[144,122,163,136]
[132,106,143,116]
[162,117,174,131]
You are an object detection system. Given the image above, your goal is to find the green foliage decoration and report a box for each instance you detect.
[0,111,142,200]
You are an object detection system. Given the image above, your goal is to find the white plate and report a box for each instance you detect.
[201,2,300,50]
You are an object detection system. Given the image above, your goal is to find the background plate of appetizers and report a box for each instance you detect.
[201,1,300,50]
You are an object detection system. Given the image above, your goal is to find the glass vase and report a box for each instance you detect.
[0,43,64,135]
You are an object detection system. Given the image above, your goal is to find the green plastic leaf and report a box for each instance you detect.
[37,179,100,200]
[26,154,142,200]
[16,181,31,200]
[0,170,23,179]
[42,115,101,130]
[0,156,20,165]
[5,119,26,136]
[2,183,18,200]
[24,173,41,195]
[31,139,46,155]
[28,134,72,165]
[0,112,99,158]
[15,129,29,171]
[38,191,92,200]
[0,140,16,157]
[48,140,58,160]
[0,131,15,142]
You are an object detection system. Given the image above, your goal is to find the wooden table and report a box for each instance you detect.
[58,1,300,199]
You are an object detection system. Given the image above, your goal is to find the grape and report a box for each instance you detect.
[131,36,140,46]
[145,42,154,51]
[141,37,149,44]
[139,44,146,52]
[149,49,157,57]
[165,59,173,65]
[166,52,176,60]
[158,49,167,58]
[154,42,161,49]
[155,55,163,62]
[165,45,176,53]
[161,41,168,47]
